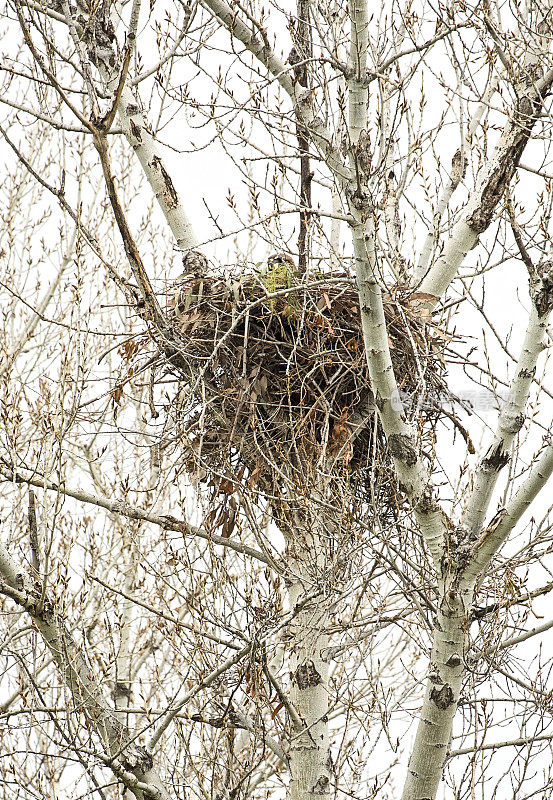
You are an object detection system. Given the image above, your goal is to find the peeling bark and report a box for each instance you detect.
[465,96,540,234]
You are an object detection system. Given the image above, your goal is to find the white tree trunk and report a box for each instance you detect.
[401,573,474,800]
[281,490,333,800]
[418,62,553,307]
[115,85,197,252]
[287,568,331,800]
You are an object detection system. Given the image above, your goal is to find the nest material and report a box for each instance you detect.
[162,271,447,509]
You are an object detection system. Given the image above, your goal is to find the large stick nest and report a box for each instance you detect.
[159,270,447,512]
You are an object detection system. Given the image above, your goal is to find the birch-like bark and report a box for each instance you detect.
[0,542,170,800]
[287,552,331,800]
[106,1,196,251]
[400,571,474,800]
[463,261,553,579]
[113,524,138,712]
[202,0,294,97]
[417,20,553,307]
[399,18,553,782]
[401,263,553,798]
[344,12,467,790]
[113,85,197,251]
[19,7,553,800]
[346,2,446,564]
[200,0,447,567]
[40,1,198,253]
[350,221,445,563]
[462,297,551,537]
[412,75,499,285]
[203,0,350,186]
[468,438,553,578]
[145,591,323,752]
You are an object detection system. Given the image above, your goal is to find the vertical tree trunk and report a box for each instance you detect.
[284,499,332,800]
[287,571,331,800]
[401,574,475,800]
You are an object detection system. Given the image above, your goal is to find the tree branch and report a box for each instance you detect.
[0,546,169,800]
[0,464,271,565]
[463,293,551,539]
[417,62,553,308]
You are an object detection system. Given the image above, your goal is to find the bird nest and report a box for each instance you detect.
[153,269,448,519]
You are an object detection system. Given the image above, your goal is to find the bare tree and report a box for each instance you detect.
[2,1,553,799]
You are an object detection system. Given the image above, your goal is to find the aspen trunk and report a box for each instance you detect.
[283,500,333,800]
[288,573,331,800]
[401,576,474,800]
